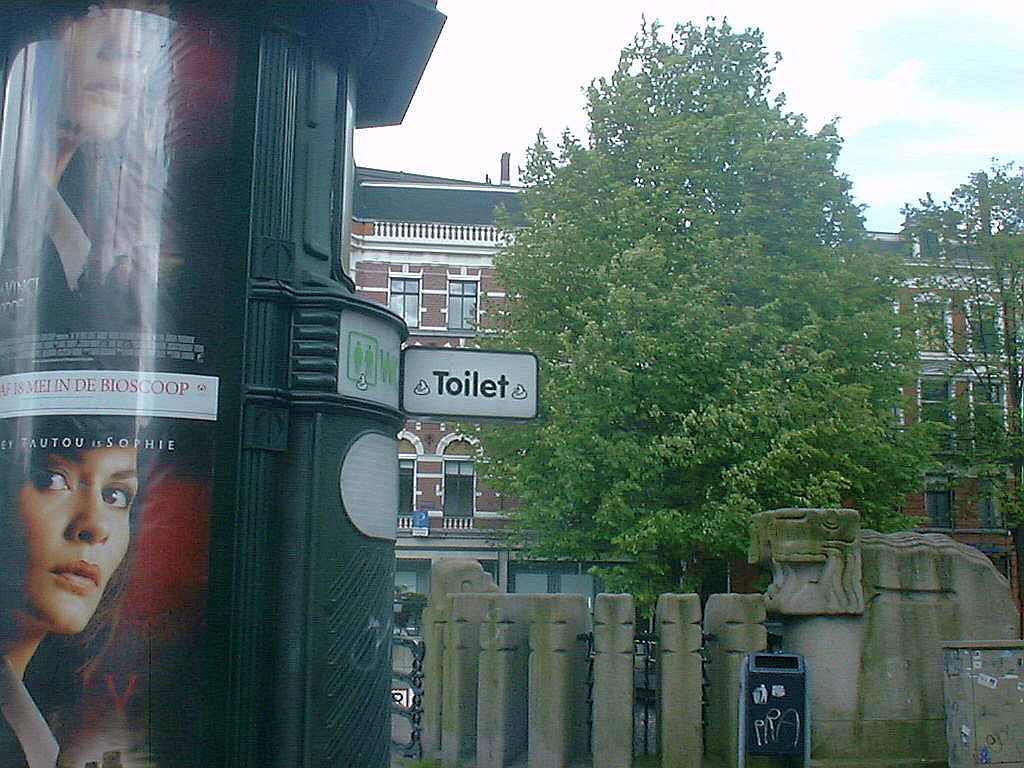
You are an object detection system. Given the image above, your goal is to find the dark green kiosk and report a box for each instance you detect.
[0,2,444,766]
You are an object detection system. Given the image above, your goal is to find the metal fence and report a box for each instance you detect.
[391,634,426,760]
[579,631,595,752]
[579,630,660,757]
[634,631,658,756]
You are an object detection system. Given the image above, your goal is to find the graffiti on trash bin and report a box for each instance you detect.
[752,707,801,749]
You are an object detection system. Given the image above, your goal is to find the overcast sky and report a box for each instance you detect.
[354,0,1024,232]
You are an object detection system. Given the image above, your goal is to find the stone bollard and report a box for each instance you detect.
[421,559,501,760]
[656,594,703,768]
[527,595,591,768]
[442,593,501,767]
[703,594,767,768]
[476,597,533,768]
[420,603,447,759]
[592,594,635,768]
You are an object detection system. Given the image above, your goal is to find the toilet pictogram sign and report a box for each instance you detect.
[401,348,538,420]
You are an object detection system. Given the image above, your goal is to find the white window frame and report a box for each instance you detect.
[968,378,1009,432]
[442,458,476,517]
[918,377,953,423]
[913,294,952,355]
[389,275,422,328]
[398,455,417,517]
[964,300,1002,356]
[446,277,480,331]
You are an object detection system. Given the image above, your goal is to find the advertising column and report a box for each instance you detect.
[0,4,236,766]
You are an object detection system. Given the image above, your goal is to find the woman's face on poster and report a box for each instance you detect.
[15,447,137,636]
[59,4,168,143]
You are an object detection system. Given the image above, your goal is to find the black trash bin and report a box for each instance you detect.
[739,652,810,767]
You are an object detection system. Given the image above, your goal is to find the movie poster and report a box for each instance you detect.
[0,3,236,766]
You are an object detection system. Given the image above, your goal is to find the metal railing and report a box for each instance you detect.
[579,630,659,757]
[395,515,477,532]
[634,631,658,756]
[391,635,426,760]
[579,631,595,753]
[369,220,502,244]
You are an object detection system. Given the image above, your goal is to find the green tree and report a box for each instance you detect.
[903,162,1024,526]
[479,20,934,603]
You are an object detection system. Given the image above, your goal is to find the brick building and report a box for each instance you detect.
[351,165,605,608]
[351,169,1022,611]
[873,231,1022,600]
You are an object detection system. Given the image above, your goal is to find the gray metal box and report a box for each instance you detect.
[943,641,1024,767]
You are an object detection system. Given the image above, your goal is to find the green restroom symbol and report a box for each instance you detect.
[347,331,379,388]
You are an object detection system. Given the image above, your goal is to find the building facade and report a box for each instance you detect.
[350,166,605,612]
[351,170,1022,614]
[874,231,1021,601]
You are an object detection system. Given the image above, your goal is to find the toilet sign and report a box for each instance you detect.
[401,348,538,420]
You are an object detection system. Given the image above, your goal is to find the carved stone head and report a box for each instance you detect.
[749,508,864,616]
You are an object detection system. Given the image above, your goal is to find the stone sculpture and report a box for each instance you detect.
[749,508,1020,767]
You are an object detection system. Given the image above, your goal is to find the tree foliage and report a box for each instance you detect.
[480,20,934,603]
[903,162,1024,526]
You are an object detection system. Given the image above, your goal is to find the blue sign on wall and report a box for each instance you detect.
[412,508,430,535]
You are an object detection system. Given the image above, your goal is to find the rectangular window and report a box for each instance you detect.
[970,381,1005,452]
[925,480,953,528]
[920,378,957,451]
[978,381,1005,407]
[395,571,418,595]
[915,301,948,353]
[979,480,1002,529]
[399,458,415,516]
[389,277,420,328]
[447,280,478,331]
[919,378,952,424]
[560,574,597,599]
[443,459,475,516]
[968,304,999,355]
[512,573,550,594]
[918,231,940,260]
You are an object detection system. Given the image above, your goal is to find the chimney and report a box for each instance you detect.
[500,152,511,186]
